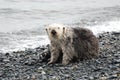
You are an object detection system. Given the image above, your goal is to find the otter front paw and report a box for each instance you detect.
[47,59,56,65]
[47,61,53,65]
[62,60,70,65]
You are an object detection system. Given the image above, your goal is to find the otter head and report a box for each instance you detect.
[45,23,66,40]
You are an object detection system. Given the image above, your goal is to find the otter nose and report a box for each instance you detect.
[51,30,56,35]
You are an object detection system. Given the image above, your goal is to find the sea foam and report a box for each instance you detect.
[87,20,120,36]
[1,20,120,53]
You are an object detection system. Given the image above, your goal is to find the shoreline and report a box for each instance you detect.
[0,32,120,80]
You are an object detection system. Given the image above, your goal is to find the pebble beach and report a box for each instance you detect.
[0,32,120,80]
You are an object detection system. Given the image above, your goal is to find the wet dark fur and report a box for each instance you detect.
[72,27,99,60]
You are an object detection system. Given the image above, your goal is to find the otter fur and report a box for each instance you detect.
[45,23,99,65]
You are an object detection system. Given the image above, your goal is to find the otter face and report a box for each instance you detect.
[46,23,65,40]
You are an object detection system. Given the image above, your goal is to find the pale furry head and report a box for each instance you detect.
[45,23,66,40]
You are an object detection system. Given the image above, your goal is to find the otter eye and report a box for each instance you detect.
[46,28,47,31]
[63,27,65,30]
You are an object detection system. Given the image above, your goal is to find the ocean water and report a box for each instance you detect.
[0,0,120,53]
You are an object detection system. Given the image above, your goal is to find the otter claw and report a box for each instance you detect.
[62,61,69,65]
[47,61,53,65]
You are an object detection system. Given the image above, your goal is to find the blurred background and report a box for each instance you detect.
[0,0,120,53]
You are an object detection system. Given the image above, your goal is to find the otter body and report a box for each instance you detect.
[46,24,99,65]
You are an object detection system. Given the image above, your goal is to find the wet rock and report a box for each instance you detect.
[113,59,120,64]
[89,76,94,80]
[51,76,61,80]
[3,58,10,62]
[37,67,44,73]
[5,63,11,67]
[0,57,4,62]
[0,71,4,77]
[42,75,48,80]
[108,74,118,79]
[99,76,108,80]
[5,53,10,57]
[116,72,120,77]
[71,65,78,70]
[31,74,36,80]
[24,59,36,66]
[112,32,120,35]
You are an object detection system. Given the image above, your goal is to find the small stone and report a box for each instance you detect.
[38,67,43,70]
[114,53,120,57]
[108,74,118,79]
[5,53,10,56]
[114,59,120,64]
[31,74,36,80]
[26,75,30,79]
[71,65,78,70]
[0,71,3,77]
[89,76,94,80]
[24,59,36,66]
[100,76,107,80]
[42,75,47,80]
[112,32,120,35]
[64,74,70,78]
[5,63,11,67]
[0,58,3,62]
[52,76,58,79]
[116,72,120,77]
[108,65,118,70]
[3,59,10,62]
[41,71,46,75]
[37,67,43,73]
[93,67,103,72]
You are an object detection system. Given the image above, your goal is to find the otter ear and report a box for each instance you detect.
[45,27,49,35]
[45,24,48,31]
[45,28,47,31]
[63,27,65,34]
[45,28,47,34]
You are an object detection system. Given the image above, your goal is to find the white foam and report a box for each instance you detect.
[1,20,120,53]
[87,20,120,36]
[0,35,50,53]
